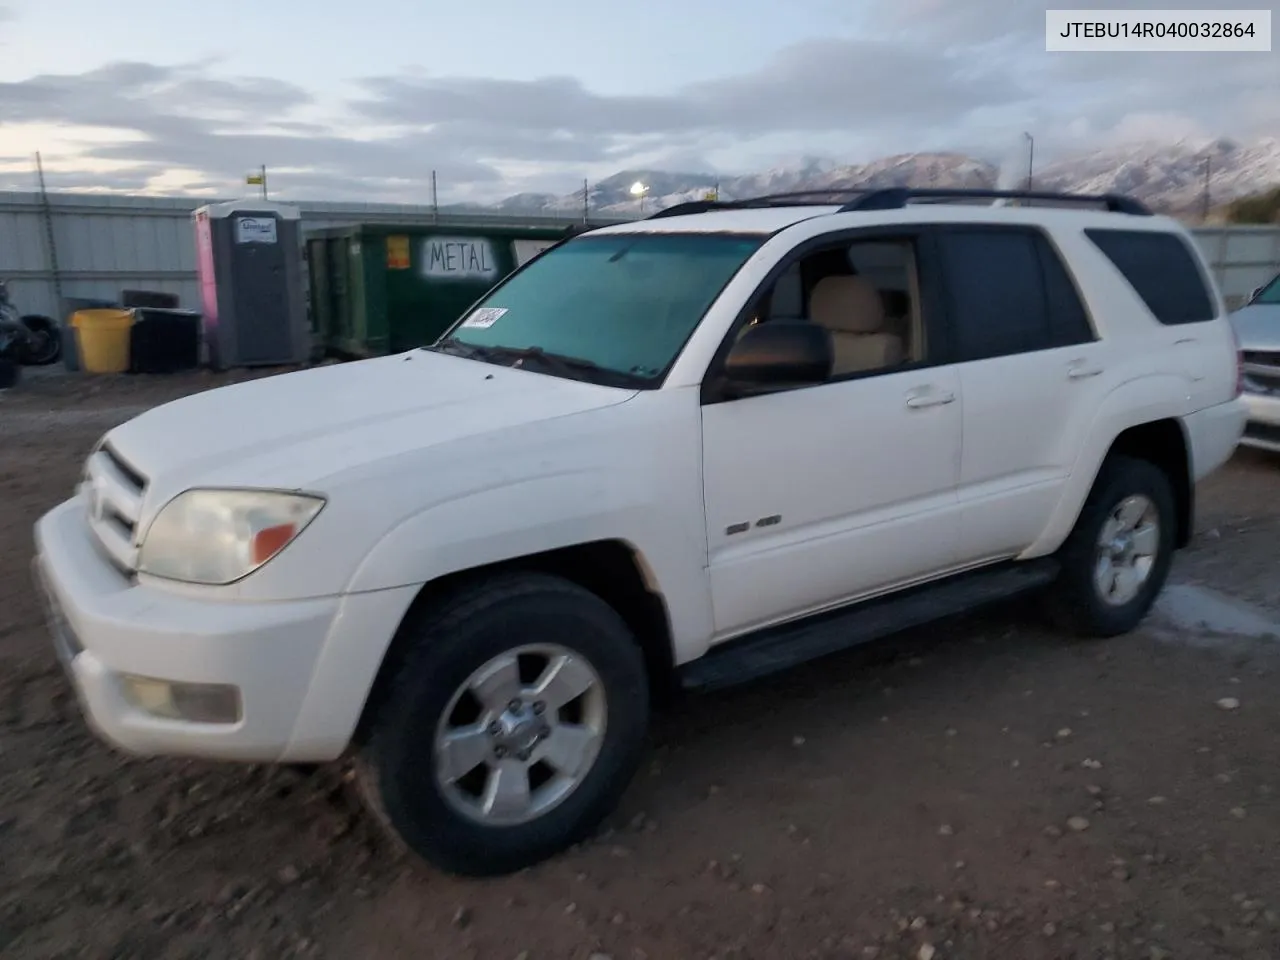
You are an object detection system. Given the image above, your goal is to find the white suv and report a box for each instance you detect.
[33,187,1246,877]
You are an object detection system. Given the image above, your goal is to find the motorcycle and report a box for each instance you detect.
[0,279,62,374]
[0,281,23,389]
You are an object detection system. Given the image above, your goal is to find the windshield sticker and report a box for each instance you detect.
[461,307,507,329]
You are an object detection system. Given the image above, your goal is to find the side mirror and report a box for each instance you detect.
[722,321,832,389]
[1249,286,1263,303]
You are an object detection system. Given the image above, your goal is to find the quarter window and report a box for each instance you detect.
[1085,228,1215,325]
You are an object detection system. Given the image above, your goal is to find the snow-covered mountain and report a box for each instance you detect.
[483,138,1280,217]
[1031,138,1280,216]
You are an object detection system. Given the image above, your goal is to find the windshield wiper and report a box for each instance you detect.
[431,339,649,387]
[485,344,602,374]
[429,337,488,359]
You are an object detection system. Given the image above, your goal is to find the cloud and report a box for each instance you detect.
[868,0,1193,41]
[354,38,1019,145]
[0,61,313,130]
[0,60,501,199]
[0,5,1275,204]
[0,39,1028,201]
[857,0,1278,159]
[356,74,701,137]
[1039,50,1279,142]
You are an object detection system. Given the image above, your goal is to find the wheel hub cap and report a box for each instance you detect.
[433,644,608,826]
[1093,494,1160,607]
[491,703,549,758]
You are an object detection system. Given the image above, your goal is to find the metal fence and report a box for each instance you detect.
[0,191,634,319]
[1188,226,1280,311]
[1,190,1277,318]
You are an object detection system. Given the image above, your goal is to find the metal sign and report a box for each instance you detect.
[422,236,498,280]
[386,235,411,270]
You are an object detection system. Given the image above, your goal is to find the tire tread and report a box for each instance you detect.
[1046,453,1177,638]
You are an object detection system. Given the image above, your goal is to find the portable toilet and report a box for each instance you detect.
[192,200,310,370]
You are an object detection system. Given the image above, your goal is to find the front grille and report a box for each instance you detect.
[1241,349,1280,396]
[1243,421,1280,448]
[82,442,149,575]
[1242,350,1280,367]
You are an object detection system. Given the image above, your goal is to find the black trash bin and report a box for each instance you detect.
[128,308,202,374]
[121,289,181,309]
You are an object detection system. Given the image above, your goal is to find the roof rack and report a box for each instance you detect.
[646,189,875,220]
[837,187,1152,216]
[645,186,1152,220]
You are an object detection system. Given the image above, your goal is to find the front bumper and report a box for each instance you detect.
[33,496,343,762]
[1240,391,1280,453]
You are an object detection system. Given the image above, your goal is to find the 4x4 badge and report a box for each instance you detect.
[726,514,782,535]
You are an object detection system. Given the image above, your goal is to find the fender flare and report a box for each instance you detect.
[1021,374,1193,558]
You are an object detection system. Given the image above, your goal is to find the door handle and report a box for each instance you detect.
[1067,363,1103,379]
[905,390,956,409]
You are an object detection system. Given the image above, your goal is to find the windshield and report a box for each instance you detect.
[1252,274,1280,305]
[431,232,764,386]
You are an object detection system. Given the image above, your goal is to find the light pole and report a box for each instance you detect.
[1023,132,1035,191]
[1201,154,1212,222]
[630,181,649,214]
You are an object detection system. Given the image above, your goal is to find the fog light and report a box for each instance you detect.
[120,675,242,724]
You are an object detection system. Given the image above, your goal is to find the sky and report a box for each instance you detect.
[0,0,1276,204]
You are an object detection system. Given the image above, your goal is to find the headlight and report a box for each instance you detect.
[138,489,325,585]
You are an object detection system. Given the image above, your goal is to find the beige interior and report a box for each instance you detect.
[809,275,906,375]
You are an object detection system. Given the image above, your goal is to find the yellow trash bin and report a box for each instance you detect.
[72,309,135,374]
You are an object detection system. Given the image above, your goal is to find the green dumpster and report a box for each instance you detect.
[305,222,596,358]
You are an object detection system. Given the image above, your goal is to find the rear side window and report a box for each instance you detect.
[1085,229,1215,325]
[936,227,1093,362]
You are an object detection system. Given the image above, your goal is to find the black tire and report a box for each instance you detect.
[18,315,62,366]
[1046,454,1177,638]
[355,572,650,877]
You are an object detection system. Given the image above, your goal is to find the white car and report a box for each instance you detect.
[33,187,1246,877]
[1231,271,1280,453]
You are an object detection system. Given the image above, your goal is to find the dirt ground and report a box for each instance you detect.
[2,369,1280,960]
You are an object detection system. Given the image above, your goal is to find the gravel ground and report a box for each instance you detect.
[2,370,1280,960]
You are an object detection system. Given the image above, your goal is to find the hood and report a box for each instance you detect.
[104,350,637,494]
[1230,302,1280,352]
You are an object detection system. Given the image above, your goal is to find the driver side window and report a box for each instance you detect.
[741,236,925,380]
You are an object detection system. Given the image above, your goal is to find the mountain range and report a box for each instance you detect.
[465,138,1280,219]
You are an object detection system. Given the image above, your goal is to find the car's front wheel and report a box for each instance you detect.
[1047,454,1177,638]
[356,573,650,877]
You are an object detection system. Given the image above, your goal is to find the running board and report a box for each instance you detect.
[679,559,1061,692]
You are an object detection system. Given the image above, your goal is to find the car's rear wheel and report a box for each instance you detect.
[356,572,650,877]
[1047,454,1177,638]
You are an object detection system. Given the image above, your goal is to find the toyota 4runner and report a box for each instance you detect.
[33,187,1246,877]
